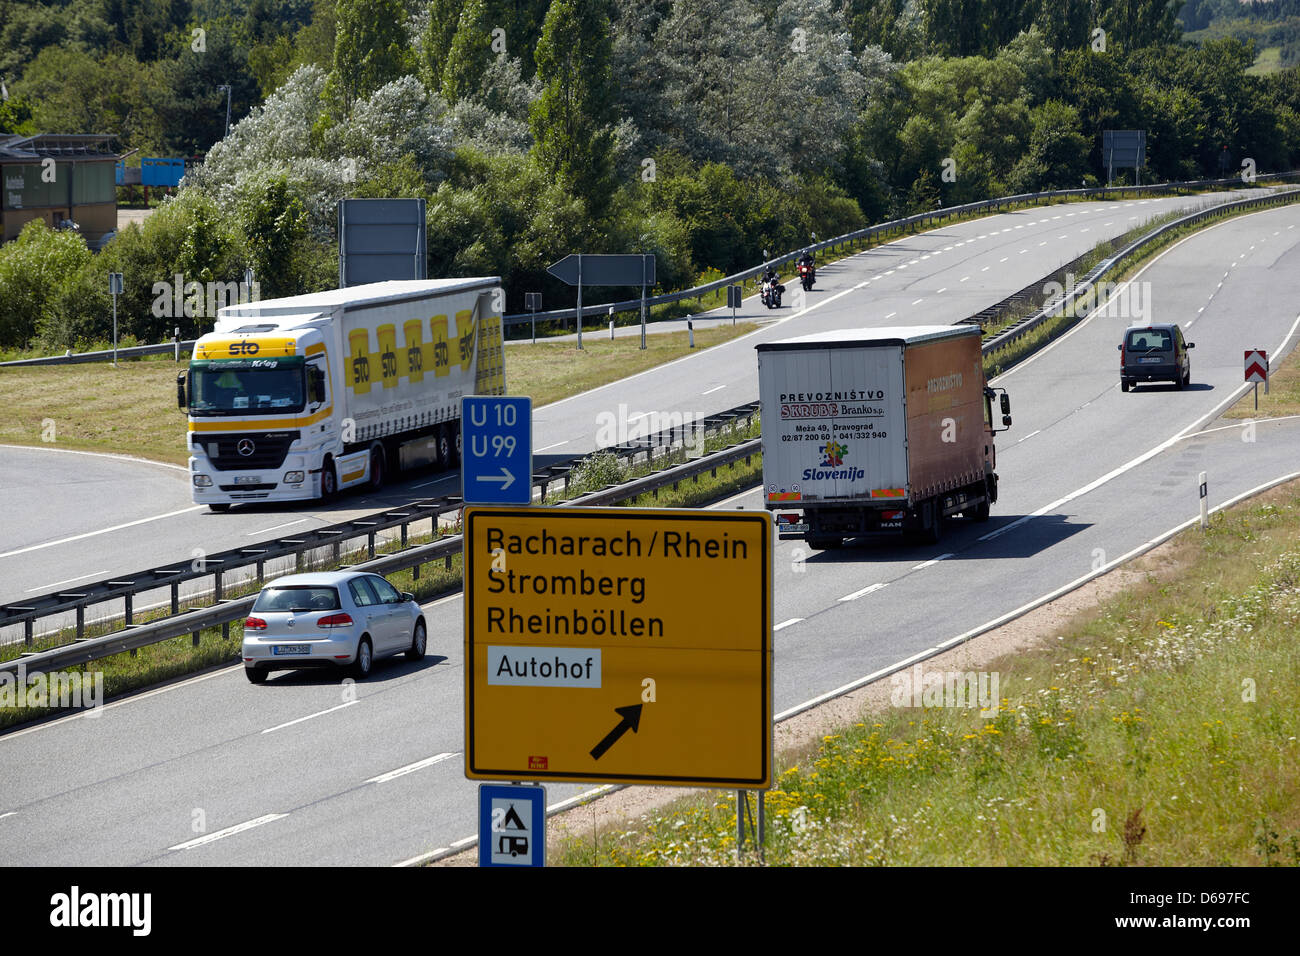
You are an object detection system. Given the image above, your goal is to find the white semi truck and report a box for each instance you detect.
[179,278,505,511]
[757,325,1011,548]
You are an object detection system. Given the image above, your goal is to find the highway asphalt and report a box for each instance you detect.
[0,190,1252,610]
[2,197,1298,866]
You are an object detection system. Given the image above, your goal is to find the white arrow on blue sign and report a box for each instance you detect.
[461,395,533,505]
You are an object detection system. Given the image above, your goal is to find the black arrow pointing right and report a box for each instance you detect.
[589,704,643,761]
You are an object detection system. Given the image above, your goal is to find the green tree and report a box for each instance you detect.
[530,0,617,218]
[442,0,494,104]
[327,0,413,112]
[0,220,99,350]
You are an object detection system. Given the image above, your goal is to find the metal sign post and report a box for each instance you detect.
[525,293,541,344]
[108,272,124,366]
[547,254,657,352]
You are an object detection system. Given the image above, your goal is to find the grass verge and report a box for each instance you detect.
[554,481,1300,866]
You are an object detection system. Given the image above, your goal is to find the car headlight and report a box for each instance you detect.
[284,471,305,483]
[193,475,213,488]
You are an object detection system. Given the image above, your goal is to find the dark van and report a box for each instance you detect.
[1119,324,1194,392]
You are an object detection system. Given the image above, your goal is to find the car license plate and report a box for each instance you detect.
[1141,357,1163,364]
[273,644,310,655]
[234,475,262,485]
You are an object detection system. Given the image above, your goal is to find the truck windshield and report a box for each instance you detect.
[190,360,306,415]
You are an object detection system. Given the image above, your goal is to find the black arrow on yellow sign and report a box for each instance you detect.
[590,704,643,761]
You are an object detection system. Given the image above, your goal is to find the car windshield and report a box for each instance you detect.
[190,360,306,415]
[1126,329,1172,351]
[253,586,340,612]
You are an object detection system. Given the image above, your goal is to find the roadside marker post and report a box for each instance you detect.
[1245,350,1268,410]
[1200,471,1208,531]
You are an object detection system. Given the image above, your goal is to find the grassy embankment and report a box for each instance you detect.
[555,478,1300,865]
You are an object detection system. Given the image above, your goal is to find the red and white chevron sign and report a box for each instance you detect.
[1244,350,1268,384]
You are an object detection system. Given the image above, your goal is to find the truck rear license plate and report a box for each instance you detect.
[273,644,310,655]
[778,523,808,534]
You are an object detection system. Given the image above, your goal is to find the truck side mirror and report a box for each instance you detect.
[176,371,187,410]
[309,366,326,404]
[1000,394,1011,415]
[1002,415,1012,428]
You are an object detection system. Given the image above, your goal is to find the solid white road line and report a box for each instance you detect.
[169,813,288,851]
[774,618,803,632]
[534,441,568,452]
[911,553,954,571]
[702,385,726,395]
[0,505,206,560]
[367,752,458,784]
[262,699,358,734]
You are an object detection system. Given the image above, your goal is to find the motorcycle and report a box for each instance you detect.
[797,258,815,291]
[761,274,785,309]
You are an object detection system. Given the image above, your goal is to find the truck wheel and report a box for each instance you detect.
[321,457,338,502]
[369,445,385,490]
[436,426,451,471]
[973,499,991,522]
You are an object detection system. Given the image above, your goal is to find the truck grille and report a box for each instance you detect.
[204,432,299,472]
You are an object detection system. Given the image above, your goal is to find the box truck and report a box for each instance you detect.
[756,325,1010,548]
[178,278,505,511]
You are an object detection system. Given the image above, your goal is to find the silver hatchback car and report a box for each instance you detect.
[242,571,426,683]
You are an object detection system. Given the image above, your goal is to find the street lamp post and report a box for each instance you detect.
[217,84,232,139]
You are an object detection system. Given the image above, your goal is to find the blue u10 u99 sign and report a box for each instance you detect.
[461,396,532,505]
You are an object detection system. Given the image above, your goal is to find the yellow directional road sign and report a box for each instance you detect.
[464,506,773,788]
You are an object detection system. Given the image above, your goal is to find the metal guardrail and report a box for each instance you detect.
[500,172,1300,330]
[0,402,760,647]
[0,340,196,368]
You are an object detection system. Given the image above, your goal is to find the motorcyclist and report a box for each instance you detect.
[797,250,815,288]
[761,265,784,308]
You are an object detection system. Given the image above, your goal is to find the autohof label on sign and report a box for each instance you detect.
[463,506,773,788]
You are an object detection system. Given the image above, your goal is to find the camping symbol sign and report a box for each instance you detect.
[479,784,546,867]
